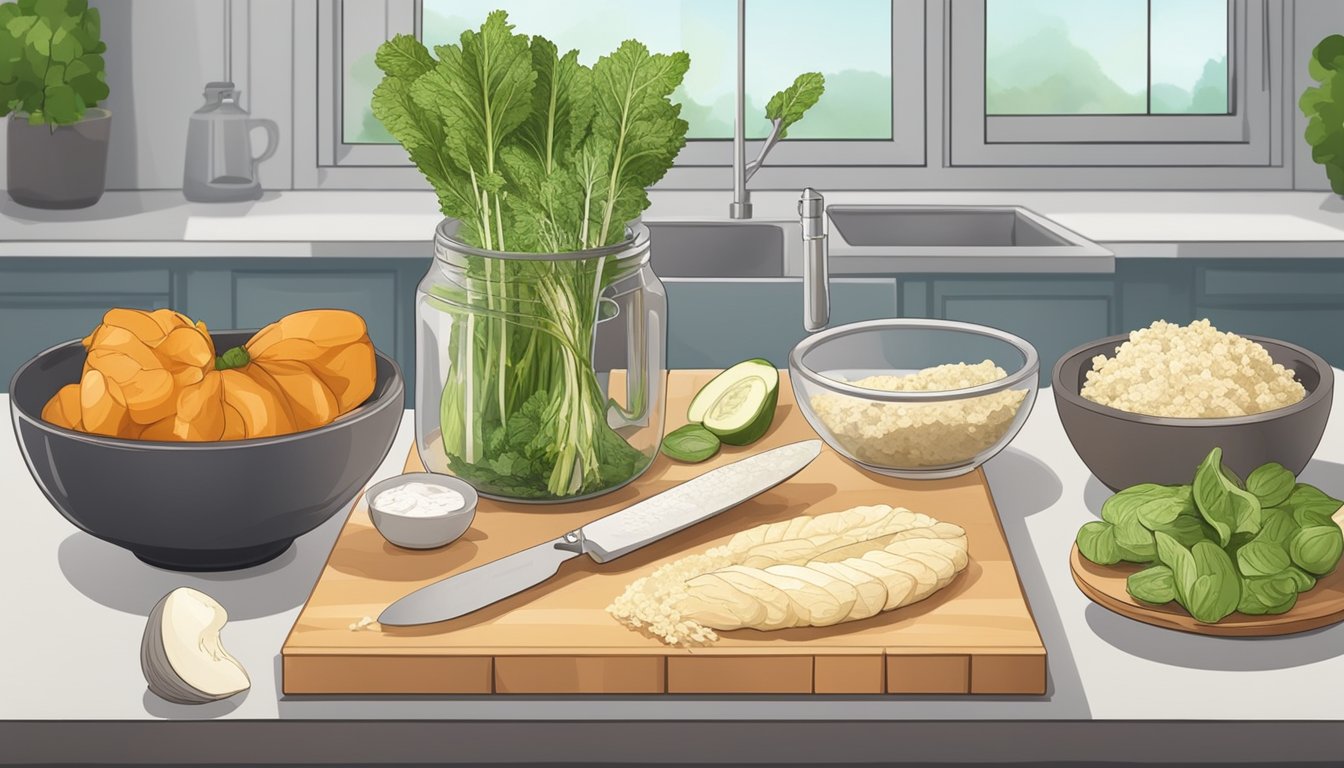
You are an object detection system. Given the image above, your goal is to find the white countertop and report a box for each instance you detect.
[5,383,1344,724]
[3,189,1344,260]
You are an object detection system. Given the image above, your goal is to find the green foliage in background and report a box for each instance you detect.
[1077,448,1343,623]
[0,0,107,126]
[1302,35,1344,194]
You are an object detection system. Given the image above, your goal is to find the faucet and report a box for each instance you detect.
[729,0,788,220]
[799,188,830,332]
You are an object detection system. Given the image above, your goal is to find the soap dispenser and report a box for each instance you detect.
[183,82,278,202]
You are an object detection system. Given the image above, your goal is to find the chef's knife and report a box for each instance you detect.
[377,439,821,627]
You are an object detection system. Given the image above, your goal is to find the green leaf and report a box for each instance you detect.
[1284,565,1317,593]
[1290,525,1344,575]
[1127,565,1177,605]
[1286,483,1342,527]
[1315,34,1344,72]
[373,33,435,79]
[40,81,78,123]
[764,71,825,139]
[587,38,689,244]
[1238,575,1298,615]
[1246,462,1295,508]
[370,64,478,226]
[1102,483,1193,530]
[1192,448,1235,544]
[48,22,77,62]
[1254,507,1302,547]
[1192,447,1261,544]
[660,424,721,463]
[1153,515,1217,548]
[1076,520,1120,565]
[1114,515,1156,563]
[516,36,591,175]
[1185,541,1241,623]
[413,10,535,187]
[1155,531,1197,601]
[5,16,37,39]
[1235,540,1291,577]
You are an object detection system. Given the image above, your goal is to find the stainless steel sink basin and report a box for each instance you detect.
[826,204,1111,273]
[647,220,793,278]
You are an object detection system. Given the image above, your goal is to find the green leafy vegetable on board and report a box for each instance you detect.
[660,424,721,464]
[373,12,823,499]
[1075,447,1343,624]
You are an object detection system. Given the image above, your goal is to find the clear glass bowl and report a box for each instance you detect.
[789,319,1039,479]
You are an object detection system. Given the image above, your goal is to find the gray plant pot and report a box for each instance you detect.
[6,108,111,209]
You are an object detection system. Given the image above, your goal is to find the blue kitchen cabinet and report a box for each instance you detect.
[664,278,899,369]
[905,277,1118,383]
[1195,262,1344,365]
[0,265,172,390]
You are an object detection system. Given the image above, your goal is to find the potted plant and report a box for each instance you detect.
[1302,35,1344,195]
[0,0,110,209]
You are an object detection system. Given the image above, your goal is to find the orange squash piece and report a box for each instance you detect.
[41,308,377,442]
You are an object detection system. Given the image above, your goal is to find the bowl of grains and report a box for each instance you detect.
[789,319,1039,479]
[1053,319,1332,490]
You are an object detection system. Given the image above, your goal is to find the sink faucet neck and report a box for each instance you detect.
[800,187,830,332]
[731,0,751,220]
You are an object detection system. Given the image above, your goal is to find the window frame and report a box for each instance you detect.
[297,0,926,190]
[949,0,1284,168]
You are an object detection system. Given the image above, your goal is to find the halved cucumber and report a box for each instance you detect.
[689,359,779,446]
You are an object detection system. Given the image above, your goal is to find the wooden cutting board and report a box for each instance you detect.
[281,371,1046,695]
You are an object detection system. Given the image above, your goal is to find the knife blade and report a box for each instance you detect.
[377,439,821,627]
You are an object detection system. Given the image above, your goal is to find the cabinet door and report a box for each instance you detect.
[1196,263,1344,368]
[0,268,171,391]
[918,278,1117,383]
[664,278,898,369]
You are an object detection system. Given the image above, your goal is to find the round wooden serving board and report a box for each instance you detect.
[1070,545,1344,637]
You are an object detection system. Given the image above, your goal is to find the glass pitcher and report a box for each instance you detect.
[183,81,279,202]
[416,218,667,503]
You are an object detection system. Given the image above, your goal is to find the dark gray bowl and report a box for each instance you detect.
[9,331,404,571]
[1053,334,1333,491]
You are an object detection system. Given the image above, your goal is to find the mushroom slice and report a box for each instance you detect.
[141,587,250,705]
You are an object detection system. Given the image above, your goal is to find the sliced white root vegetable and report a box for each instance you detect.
[810,561,886,620]
[844,557,918,610]
[610,505,970,645]
[757,565,839,626]
[863,550,940,601]
[766,564,858,627]
[141,587,250,705]
[715,566,798,629]
[681,573,768,629]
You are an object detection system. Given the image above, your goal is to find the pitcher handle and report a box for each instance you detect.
[250,118,280,166]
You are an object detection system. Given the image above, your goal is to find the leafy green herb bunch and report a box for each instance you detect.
[0,0,108,125]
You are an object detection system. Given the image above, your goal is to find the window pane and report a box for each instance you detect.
[986,0,1148,115]
[342,0,892,143]
[1150,0,1229,114]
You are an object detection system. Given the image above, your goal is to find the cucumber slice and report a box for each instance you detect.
[690,359,779,446]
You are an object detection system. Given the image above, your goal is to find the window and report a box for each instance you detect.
[310,0,924,183]
[950,0,1282,167]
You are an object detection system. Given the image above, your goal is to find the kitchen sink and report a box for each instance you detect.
[647,220,793,278]
[825,204,1112,273]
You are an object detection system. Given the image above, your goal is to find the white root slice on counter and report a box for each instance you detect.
[141,587,251,705]
[607,504,970,645]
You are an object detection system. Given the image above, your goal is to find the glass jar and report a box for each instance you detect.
[416,218,667,503]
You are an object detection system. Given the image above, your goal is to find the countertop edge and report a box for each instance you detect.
[6,719,1344,765]
[3,190,1344,264]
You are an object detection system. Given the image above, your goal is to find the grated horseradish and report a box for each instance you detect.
[373,482,466,517]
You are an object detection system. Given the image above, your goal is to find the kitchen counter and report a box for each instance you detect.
[6,386,1344,765]
[5,189,1344,260]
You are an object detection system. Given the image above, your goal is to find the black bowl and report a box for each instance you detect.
[1053,334,1332,491]
[9,331,404,571]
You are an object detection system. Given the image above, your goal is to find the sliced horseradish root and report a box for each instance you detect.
[688,359,779,446]
[141,587,251,705]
